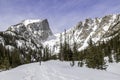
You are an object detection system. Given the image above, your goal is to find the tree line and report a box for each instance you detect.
[0,44,57,70]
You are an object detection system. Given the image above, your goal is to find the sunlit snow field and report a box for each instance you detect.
[0,60,120,80]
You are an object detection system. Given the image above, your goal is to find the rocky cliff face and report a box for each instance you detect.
[66,14,120,50]
[44,14,120,53]
[8,19,53,42]
[0,19,53,50]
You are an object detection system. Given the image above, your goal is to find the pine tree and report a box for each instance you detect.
[11,49,21,68]
[107,45,113,63]
[73,40,78,60]
[86,37,95,68]
[43,46,50,61]
[116,48,120,62]
[85,38,106,70]
[96,45,106,70]
[2,57,10,69]
[59,33,63,61]
[62,29,67,61]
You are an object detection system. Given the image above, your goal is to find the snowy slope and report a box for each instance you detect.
[43,14,120,52]
[0,60,120,80]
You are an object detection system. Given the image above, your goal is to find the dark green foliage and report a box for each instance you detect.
[0,44,10,69]
[50,54,57,60]
[62,43,73,61]
[78,30,120,70]
[59,30,74,61]
[85,38,106,69]
[11,49,21,68]
[59,33,64,61]
[43,46,52,61]
[115,48,120,62]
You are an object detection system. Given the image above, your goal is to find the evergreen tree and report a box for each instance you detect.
[115,48,120,62]
[59,33,64,61]
[85,38,106,70]
[107,45,113,63]
[11,49,21,68]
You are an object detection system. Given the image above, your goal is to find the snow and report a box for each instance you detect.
[101,31,119,42]
[97,18,102,22]
[5,45,14,51]
[43,34,60,54]
[112,14,117,20]
[78,29,95,51]
[0,60,120,80]
[93,25,97,31]
[0,36,5,45]
[103,25,110,31]
[103,14,117,31]
[16,40,24,48]
[107,63,120,75]
[23,19,42,26]
[4,31,16,36]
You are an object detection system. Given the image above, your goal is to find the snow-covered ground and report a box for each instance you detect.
[0,60,120,80]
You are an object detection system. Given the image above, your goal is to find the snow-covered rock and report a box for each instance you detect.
[0,19,53,51]
[43,14,120,52]
[8,19,53,42]
[22,19,42,26]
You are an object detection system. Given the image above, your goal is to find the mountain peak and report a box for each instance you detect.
[22,19,45,26]
[6,18,53,47]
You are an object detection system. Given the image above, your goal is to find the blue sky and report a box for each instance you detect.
[0,0,120,33]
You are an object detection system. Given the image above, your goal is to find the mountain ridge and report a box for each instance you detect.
[0,13,120,55]
[44,14,120,53]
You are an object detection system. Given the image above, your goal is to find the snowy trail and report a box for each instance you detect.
[0,60,120,80]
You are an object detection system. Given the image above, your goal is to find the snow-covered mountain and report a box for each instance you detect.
[0,19,53,50]
[44,14,120,53]
[0,14,120,54]
[8,19,53,41]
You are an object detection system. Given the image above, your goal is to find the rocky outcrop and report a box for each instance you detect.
[0,19,53,50]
